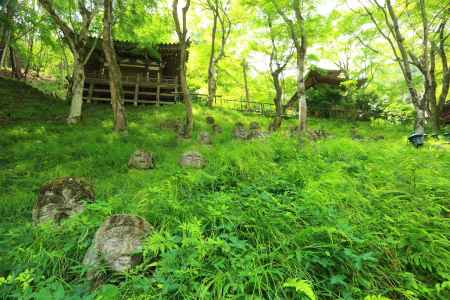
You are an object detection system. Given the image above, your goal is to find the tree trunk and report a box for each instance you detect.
[103,0,127,132]
[180,42,193,137]
[0,30,10,68]
[415,107,426,135]
[24,33,34,79]
[172,0,193,138]
[207,14,218,107]
[10,46,23,79]
[430,101,440,135]
[242,60,250,110]
[67,59,85,124]
[296,46,307,132]
[0,0,12,62]
[270,71,283,131]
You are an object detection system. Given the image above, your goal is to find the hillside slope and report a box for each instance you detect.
[0,78,449,299]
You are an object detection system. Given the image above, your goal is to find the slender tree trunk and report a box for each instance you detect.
[242,60,250,110]
[297,50,307,132]
[414,107,426,135]
[207,14,218,107]
[67,59,85,124]
[430,102,440,135]
[180,42,193,137]
[10,46,23,79]
[24,33,34,79]
[173,0,193,138]
[103,0,127,132]
[0,0,11,49]
[0,28,11,68]
[271,71,283,130]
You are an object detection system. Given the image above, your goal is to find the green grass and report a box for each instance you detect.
[0,78,449,299]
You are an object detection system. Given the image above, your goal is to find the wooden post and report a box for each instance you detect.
[87,83,94,104]
[174,75,179,102]
[134,73,140,106]
[156,70,161,106]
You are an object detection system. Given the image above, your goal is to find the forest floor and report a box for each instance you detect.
[0,77,449,299]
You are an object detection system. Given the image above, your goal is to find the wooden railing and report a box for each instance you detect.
[84,73,180,105]
[192,94,367,120]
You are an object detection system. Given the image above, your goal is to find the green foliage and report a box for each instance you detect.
[283,279,317,300]
[1,79,449,299]
[306,84,343,111]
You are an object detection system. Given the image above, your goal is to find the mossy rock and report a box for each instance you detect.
[32,177,95,224]
[83,214,152,280]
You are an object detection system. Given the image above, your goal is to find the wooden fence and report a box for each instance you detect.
[191,94,365,120]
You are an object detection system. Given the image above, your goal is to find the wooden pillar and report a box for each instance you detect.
[134,73,140,106]
[156,70,161,106]
[87,82,94,103]
[174,75,179,102]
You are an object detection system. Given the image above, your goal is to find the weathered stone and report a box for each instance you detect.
[83,214,152,280]
[249,122,261,130]
[248,122,266,139]
[233,122,249,140]
[159,119,182,132]
[128,150,154,169]
[198,131,212,145]
[179,151,207,168]
[206,116,215,125]
[371,135,385,141]
[351,128,364,141]
[212,124,223,134]
[32,177,95,224]
[308,129,329,141]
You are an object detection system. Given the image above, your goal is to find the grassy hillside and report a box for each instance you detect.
[0,78,449,299]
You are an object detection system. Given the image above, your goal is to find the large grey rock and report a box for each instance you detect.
[308,129,329,141]
[248,122,265,139]
[159,119,182,132]
[198,131,212,145]
[128,150,154,169]
[83,214,152,280]
[32,177,95,224]
[179,151,207,168]
[233,122,248,140]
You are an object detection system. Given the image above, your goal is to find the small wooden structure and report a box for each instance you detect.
[83,40,185,105]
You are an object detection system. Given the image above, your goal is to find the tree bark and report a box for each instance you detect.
[273,0,307,133]
[103,0,127,132]
[173,0,193,138]
[293,0,307,132]
[366,0,428,134]
[38,0,98,124]
[206,0,231,107]
[271,70,283,130]
[207,14,218,107]
[267,14,291,131]
[67,59,85,124]
[242,59,250,111]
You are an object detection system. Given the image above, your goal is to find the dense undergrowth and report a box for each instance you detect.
[0,78,449,299]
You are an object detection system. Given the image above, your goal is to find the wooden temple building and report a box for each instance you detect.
[83,40,185,105]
